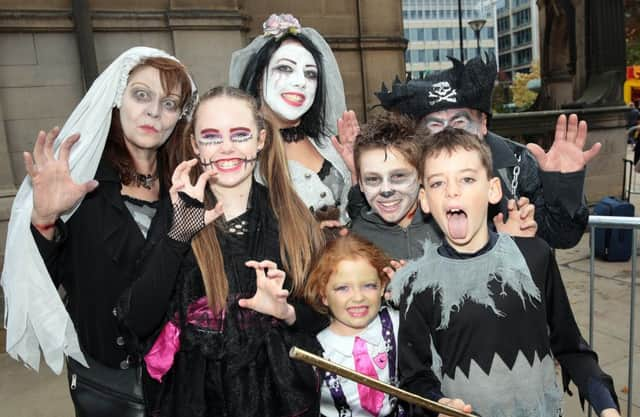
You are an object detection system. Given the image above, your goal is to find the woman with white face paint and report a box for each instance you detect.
[1,47,196,417]
[230,14,352,225]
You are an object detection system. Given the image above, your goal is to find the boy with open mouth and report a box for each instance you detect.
[391,128,621,417]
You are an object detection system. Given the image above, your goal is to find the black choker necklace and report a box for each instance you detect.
[280,127,306,143]
[133,172,158,189]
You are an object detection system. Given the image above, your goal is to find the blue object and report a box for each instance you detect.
[593,197,635,261]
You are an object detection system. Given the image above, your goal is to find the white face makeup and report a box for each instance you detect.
[262,40,318,122]
[419,108,486,136]
[119,66,182,152]
[358,147,420,227]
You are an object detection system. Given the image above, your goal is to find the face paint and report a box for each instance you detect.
[420,109,484,135]
[191,97,265,190]
[262,41,318,122]
[358,147,420,227]
[119,66,182,152]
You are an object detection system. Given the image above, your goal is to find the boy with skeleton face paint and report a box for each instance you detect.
[350,112,440,261]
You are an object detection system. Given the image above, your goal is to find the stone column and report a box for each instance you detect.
[0,99,17,264]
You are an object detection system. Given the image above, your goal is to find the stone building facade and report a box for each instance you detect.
[0,0,406,256]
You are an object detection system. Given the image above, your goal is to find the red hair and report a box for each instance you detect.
[305,235,391,314]
[104,56,193,187]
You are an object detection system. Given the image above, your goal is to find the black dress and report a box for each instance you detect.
[148,183,321,417]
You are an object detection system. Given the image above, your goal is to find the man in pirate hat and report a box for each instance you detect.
[375,54,597,249]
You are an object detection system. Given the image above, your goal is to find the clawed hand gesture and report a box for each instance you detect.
[170,159,223,226]
[331,110,360,184]
[239,260,294,324]
[24,127,99,225]
[382,259,407,301]
[526,114,600,173]
[493,197,537,237]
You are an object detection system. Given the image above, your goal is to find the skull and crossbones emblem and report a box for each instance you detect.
[427,81,457,105]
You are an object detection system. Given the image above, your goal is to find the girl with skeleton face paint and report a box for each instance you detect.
[230,14,352,225]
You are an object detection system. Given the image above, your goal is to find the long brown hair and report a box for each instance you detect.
[176,86,325,311]
[104,56,193,188]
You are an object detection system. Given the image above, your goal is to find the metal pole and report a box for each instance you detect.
[475,30,481,57]
[628,229,637,417]
[458,0,464,61]
[355,0,369,123]
[588,225,596,417]
[589,226,595,349]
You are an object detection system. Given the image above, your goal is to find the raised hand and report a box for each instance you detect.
[493,197,537,237]
[170,159,222,225]
[167,159,223,242]
[25,127,99,226]
[331,110,360,184]
[526,114,601,173]
[382,259,407,300]
[238,260,294,324]
[382,259,407,281]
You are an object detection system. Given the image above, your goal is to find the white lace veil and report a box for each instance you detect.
[228,26,346,139]
[1,46,197,374]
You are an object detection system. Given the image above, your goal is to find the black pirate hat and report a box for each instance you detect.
[376,53,497,120]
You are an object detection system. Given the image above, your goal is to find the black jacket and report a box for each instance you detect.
[486,131,589,249]
[32,159,172,369]
[351,206,441,260]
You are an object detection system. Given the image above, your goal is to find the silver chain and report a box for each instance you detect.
[511,154,521,198]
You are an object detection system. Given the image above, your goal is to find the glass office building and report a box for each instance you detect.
[496,0,539,79]
[403,0,498,78]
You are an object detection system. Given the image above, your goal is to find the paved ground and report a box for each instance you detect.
[1,166,639,417]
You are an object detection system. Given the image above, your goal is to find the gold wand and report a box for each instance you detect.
[289,346,480,417]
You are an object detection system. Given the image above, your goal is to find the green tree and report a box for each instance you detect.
[510,61,540,110]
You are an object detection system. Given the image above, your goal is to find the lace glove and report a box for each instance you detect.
[168,191,206,242]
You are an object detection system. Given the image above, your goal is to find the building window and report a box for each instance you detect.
[498,35,511,49]
[446,28,453,40]
[418,49,426,62]
[499,53,512,68]
[514,0,529,7]
[485,27,494,39]
[515,48,532,65]
[498,16,510,32]
[417,28,425,41]
[433,49,440,62]
[447,48,455,58]
[513,8,530,27]
[432,28,439,41]
[513,29,531,47]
